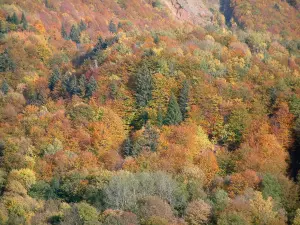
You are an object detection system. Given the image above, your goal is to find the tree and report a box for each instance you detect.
[185,200,212,225]
[21,12,28,30]
[157,108,163,127]
[70,25,81,44]
[109,20,117,33]
[164,93,182,125]
[1,80,9,94]
[10,13,19,25]
[123,138,133,157]
[79,19,87,31]
[85,76,97,98]
[78,74,87,97]
[61,24,68,40]
[135,64,153,107]
[178,80,190,120]
[0,49,15,72]
[48,68,60,91]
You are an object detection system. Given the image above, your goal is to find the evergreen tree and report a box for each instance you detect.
[0,49,15,72]
[48,68,61,91]
[85,76,97,98]
[78,74,87,97]
[67,75,79,96]
[135,64,153,107]
[11,12,19,25]
[6,15,11,23]
[178,80,190,120]
[109,20,117,34]
[21,13,28,30]
[164,93,182,125]
[79,20,87,31]
[157,108,163,127]
[144,123,159,152]
[69,25,80,44]
[123,138,133,156]
[61,24,68,40]
[0,80,9,94]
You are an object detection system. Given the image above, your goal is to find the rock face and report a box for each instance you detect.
[162,0,220,25]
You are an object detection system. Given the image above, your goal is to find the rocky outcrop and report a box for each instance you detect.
[162,0,220,25]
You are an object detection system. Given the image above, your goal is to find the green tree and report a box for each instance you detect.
[78,74,87,97]
[79,19,87,31]
[0,49,15,72]
[69,25,81,44]
[157,108,163,127]
[85,76,97,98]
[21,12,28,30]
[11,12,19,25]
[164,93,182,125]
[61,24,68,40]
[1,80,9,94]
[109,20,117,33]
[135,64,153,107]
[48,68,61,91]
[178,80,190,120]
[123,137,133,157]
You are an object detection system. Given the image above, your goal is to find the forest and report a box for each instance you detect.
[0,0,299,224]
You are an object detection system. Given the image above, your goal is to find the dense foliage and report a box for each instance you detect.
[0,0,299,224]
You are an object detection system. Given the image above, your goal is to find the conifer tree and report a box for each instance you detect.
[0,49,15,72]
[85,76,97,98]
[11,12,19,25]
[1,80,9,94]
[69,25,80,44]
[123,138,133,156]
[178,80,190,120]
[79,20,87,31]
[48,68,61,91]
[135,64,153,107]
[164,93,182,125]
[109,20,117,34]
[61,24,68,40]
[21,12,28,30]
[157,108,163,127]
[78,74,87,97]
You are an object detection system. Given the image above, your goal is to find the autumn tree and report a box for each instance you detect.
[164,93,182,125]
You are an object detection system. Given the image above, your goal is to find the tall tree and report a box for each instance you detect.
[11,12,19,25]
[79,20,87,31]
[135,64,153,107]
[61,24,68,40]
[69,25,80,44]
[21,12,28,30]
[109,20,117,34]
[0,49,15,72]
[178,80,190,120]
[85,76,97,98]
[78,74,87,97]
[164,93,182,125]
[48,68,61,91]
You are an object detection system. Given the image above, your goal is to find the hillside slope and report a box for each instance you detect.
[0,0,299,224]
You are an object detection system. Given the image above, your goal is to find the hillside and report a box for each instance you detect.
[0,0,299,224]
